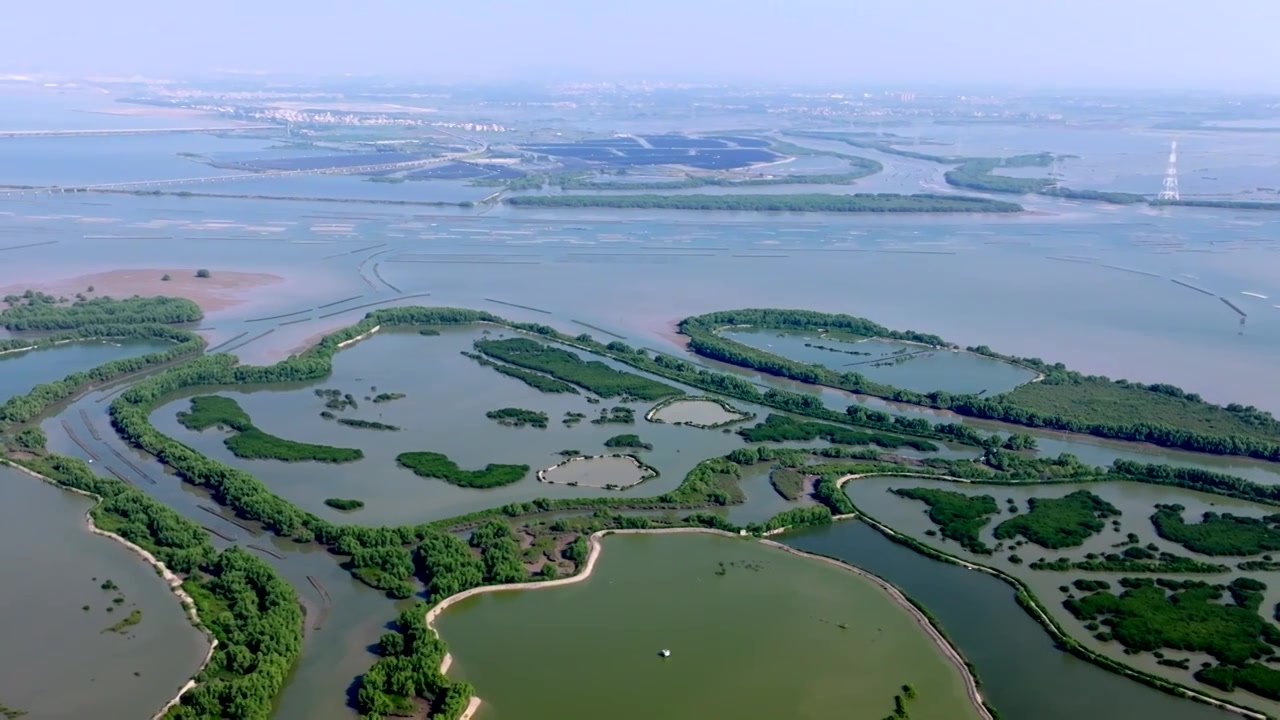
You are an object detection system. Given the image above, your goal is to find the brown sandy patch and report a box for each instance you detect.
[1,268,283,314]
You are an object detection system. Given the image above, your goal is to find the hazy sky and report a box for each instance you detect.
[6,0,1278,90]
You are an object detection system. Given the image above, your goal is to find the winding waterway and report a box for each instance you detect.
[782,520,1238,720]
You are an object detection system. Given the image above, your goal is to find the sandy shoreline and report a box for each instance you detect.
[425,526,993,720]
[0,460,217,719]
[0,268,284,314]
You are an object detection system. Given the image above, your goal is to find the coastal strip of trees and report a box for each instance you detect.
[677,308,1280,462]
[506,192,1024,213]
[0,296,208,430]
[10,454,301,720]
[0,294,202,331]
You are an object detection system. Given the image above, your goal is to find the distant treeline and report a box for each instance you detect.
[506,192,1024,213]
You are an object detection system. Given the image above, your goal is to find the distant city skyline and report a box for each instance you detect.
[4,0,1279,92]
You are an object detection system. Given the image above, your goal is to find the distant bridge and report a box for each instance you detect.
[0,125,278,138]
[2,147,487,196]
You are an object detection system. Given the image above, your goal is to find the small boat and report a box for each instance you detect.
[659,649,671,658]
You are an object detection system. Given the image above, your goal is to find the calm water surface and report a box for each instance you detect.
[0,466,208,719]
[783,520,1239,720]
[436,532,981,720]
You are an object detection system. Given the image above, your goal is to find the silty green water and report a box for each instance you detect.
[435,532,982,720]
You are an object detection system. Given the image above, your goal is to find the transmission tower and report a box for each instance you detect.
[1158,140,1180,200]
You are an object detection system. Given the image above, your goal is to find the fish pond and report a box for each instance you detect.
[434,532,982,720]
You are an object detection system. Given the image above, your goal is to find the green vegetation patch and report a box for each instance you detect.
[0,294,201,331]
[769,467,806,501]
[591,406,635,425]
[324,498,365,511]
[103,608,142,634]
[994,490,1120,548]
[892,487,999,554]
[506,192,1024,213]
[604,434,652,450]
[474,337,681,400]
[1030,547,1228,574]
[0,703,27,719]
[335,418,400,431]
[1151,504,1280,556]
[396,451,529,489]
[1066,577,1280,697]
[371,392,406,403]
[739,413,938,452]
[486,407,550,429]
[461,351,580,394]
[178,395,363,463]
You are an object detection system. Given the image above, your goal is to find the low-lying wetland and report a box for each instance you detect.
[144,326,802,525]
[843,475,1280,715]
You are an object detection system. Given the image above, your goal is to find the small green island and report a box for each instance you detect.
[892,487,999,554]
[396,451,529,488]
[993,491,1120,549]
[485,407,550,429]
[335,418,401,431]
[177,395,364,463]
[371,392,406,403]
[324,498,365,511]
[1150,504,1280,556]
[603,434,652,451]
[103,609,142,634]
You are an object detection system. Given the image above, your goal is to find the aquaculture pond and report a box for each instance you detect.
[434,532,982,720]
[0,338,174,404]
[720,328,1038,395]
[783,520,1239,720]
[648,397,749,426]
[540,455,652,489]
[0,465,209,719]
[843,476,1280,716]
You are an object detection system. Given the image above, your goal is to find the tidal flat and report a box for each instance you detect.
[434,532,983,720]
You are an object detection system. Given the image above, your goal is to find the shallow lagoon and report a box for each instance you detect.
[0,338,174,404]
[435,532,982,720]
[722,328,1038,395]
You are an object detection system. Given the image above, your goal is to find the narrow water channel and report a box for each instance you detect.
[781,520,1237,720]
